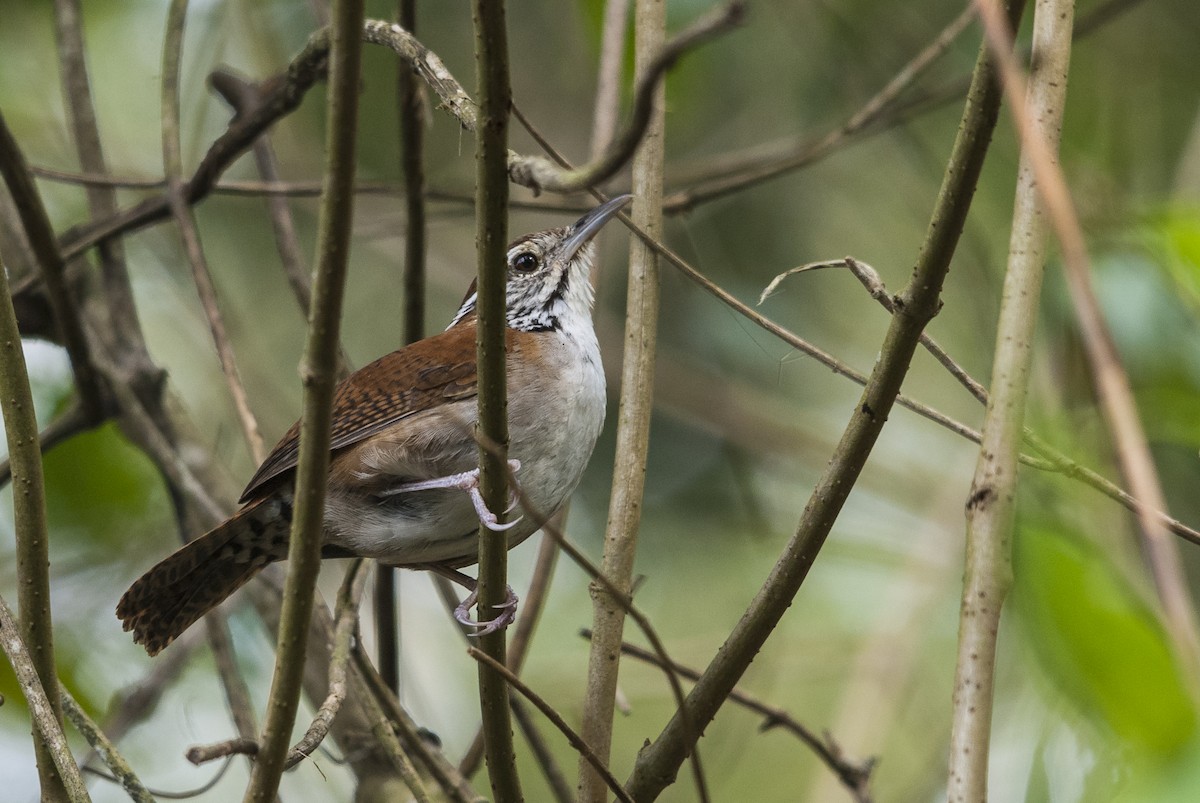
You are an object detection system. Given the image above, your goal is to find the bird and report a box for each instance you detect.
[117,194,630,656]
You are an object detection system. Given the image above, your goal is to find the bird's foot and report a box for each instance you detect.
[383,459,522,532]
[455,585,520,636]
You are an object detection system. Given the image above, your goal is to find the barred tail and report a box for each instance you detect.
[117,496,292,655]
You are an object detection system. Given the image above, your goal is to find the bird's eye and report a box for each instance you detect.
[511,252,539,273]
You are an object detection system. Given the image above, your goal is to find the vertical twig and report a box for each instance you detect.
[243,0,364,799]
[207,70,354,378]
[972,0,1200,677]
[159,1,262,749]
[0,252,70,801]
[52,0,158,390]
[472,0,521,798]
[578,1,669,801]
[589,0,632,159]
[161,0,265,464]
[948,1,1074,797]
[375,0,428,696]
[0,594,88,803]
[459,507,568,777]
[625,1,1026,797]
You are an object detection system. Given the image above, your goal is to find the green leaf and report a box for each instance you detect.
[1013,519,1197,756]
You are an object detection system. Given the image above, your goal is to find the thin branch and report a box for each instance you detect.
[509,697,574,803]
[160,2,265,464]
[372,0,429,698]
[61,686,154,803]
[203,612,260,745]
[244,0,364,799]
[973,0,1200,675]
[159,2,263,753]
[0,593,88,802]
[488,458,697,795]
[580,0,679,799]
[762,257,1200,547]
[0,249,71,800]
[509,2,744,194]
[458,509,568,777]
[83,757,235,801]
[351,644,484,803]
[285,559,370,768]
[471,0,523,798]
[661,0,1147,215]
[53,0,160,401]
[589,0,632,159]
[950,0,1073,794]
[626,1,1025,794]
[0,111,106,420]
[662,3,976,212]
[468,648,634,803]
[583,630,875,803]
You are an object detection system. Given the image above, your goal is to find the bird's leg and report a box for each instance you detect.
[432,567,519,636]
[380,459,523,531]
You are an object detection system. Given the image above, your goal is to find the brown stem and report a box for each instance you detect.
[244,0,365,799]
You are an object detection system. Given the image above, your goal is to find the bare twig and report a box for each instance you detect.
[488,458,696,797]
[0,593,88,802]
[973,0,1200,676]
[583,630,875,803]
[589,0,633,159]
[244,0,365,799]
[950,0,1073,793]
[0,112,106,420]
[471,0,523,798]
[458,510,568,777]
[469,647,634,803]
[374,0,430,697]
[0,249,71,800]
[509,2,744,194]
[61,685,154,803]
[160,2,265,464]
[626,1,1024,793]
[351,644,484,802]
[580,0,679,799]
[510,696,574,803]
[53,0,160,402]
[285,559,370,768]
[159,2,263,754]
[662,4,976,212]
[762,257,1200,547]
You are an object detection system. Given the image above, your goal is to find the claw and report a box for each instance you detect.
[454,586,519,636]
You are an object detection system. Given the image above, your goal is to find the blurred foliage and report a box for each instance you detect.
[0,0,1199,800]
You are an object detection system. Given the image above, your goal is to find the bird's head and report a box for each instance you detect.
[449,194,631,332]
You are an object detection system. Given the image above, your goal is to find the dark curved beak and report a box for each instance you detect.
[561,194,632,262]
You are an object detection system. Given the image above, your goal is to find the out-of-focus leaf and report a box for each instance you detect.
[1153,207,1200,314]
[1013,518,1196,756]
[42,421,169,550]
